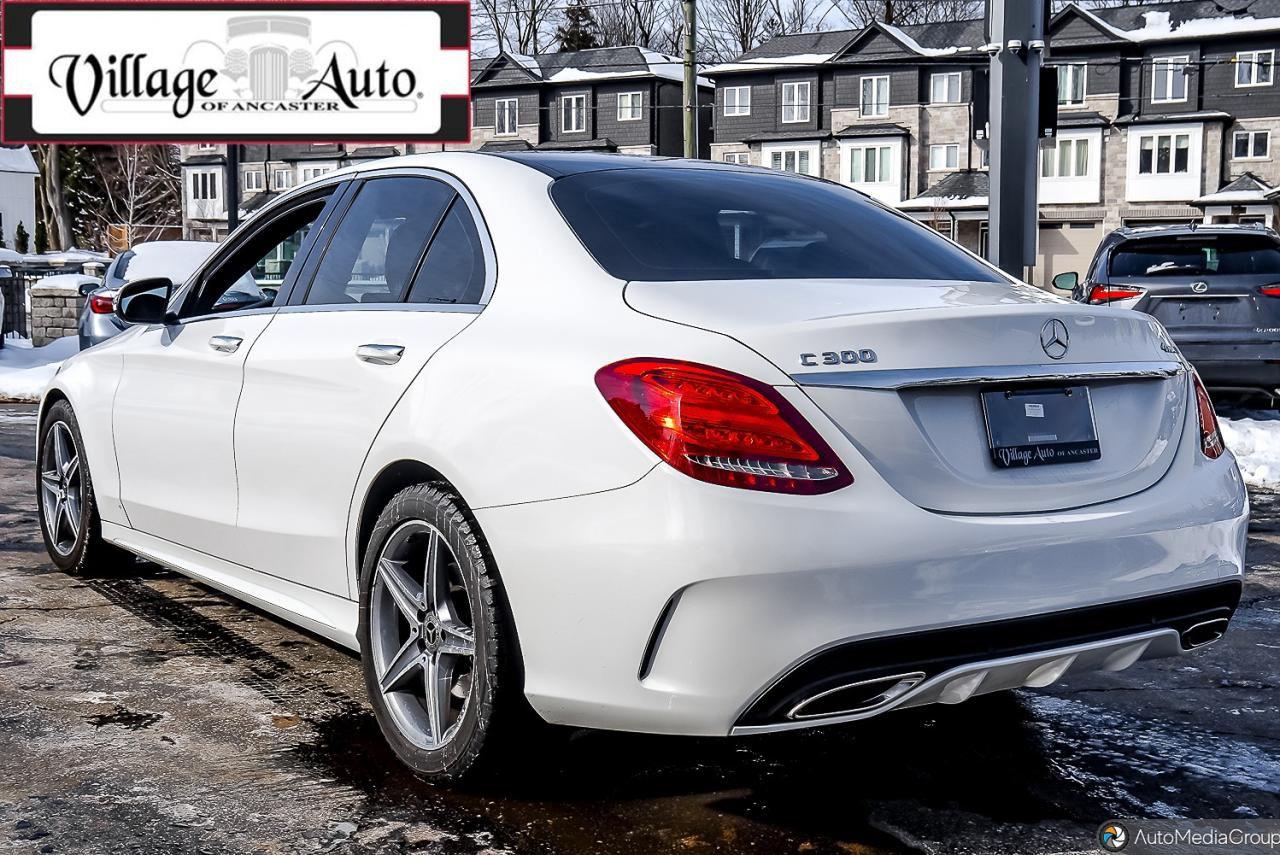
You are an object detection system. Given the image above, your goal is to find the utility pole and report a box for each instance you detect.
[986,0,1047,279]
[225,144,241,235]
[682,0,697,159]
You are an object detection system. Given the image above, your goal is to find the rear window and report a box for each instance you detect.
[1110,233,1280,278]
[549,168,1005,283]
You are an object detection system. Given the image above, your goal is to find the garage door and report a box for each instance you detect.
[1036,221,1104,290]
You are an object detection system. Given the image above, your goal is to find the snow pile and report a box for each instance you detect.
[1220,416,1280,490]
[0,335,78,402]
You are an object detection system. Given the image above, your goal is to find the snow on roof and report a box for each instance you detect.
[898,195,990,210]
[703,53,833,75]
[879,22,976,57]
[1064,2,1280,42]
[506,52,542,77]
[0,146,38,175]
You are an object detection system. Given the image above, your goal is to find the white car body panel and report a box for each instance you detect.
[39,152,1249,740]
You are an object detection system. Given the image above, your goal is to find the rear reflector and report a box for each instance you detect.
[88,292,115,314]
[1192,371,1225,460]
[595,358,852,494]
[1088,284,1144,304]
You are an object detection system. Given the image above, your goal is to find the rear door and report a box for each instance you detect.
[230,170,494,596]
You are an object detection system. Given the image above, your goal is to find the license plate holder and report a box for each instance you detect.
[981,386,1100,468]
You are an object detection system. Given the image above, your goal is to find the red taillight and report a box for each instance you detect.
[1259,285,1280,297]
[88,292,115,314]
[595,358,853,494]
[1192,371,1225,460]
[1088,284,1145,304]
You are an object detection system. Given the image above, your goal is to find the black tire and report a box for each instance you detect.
[37,399,131,574]
[358,482,531,783]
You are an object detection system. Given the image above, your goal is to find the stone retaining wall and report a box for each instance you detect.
[30,285,83,346]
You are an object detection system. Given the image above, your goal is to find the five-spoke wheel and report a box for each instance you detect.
[39,421,83,557]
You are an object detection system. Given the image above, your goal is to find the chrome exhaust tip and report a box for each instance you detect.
[1181,617,1229,650]
[786,672,925,720]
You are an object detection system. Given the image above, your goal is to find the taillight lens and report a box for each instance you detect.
[1088,284,1145,304]
[88,292,115,314]
[1192,371,1225,460]
[1259,285,1280,297]
[595,358,852,494]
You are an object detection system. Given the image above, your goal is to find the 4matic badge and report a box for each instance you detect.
[799,349,878,367]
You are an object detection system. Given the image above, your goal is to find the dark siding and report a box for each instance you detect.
[594,81,655,146]
[1141,43,1202,112]
[775,72,821,133]
[475,57,539,87]
[1202,37,1280,119]
[833,67,914,111]
[1049,11,1121,47]
[918,65,972,104]
[546,86,595,142]
[472,88,539,130]
[655,81,683,156]
[847,31,916,60]
[713,73,780,142]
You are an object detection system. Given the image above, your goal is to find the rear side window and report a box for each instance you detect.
[1110,234,1280,278]
[549,168,1004,283]
[305,177,455,305]
[406,200,487,304]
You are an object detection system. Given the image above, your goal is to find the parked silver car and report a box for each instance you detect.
[78,241,217,349]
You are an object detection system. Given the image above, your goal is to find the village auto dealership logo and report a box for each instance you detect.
[0,1,471,143]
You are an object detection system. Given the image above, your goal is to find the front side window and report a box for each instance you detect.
[1234,129,1270,159]
[849,144,892,184]
[1138,133,1190,174]
[930,72,961,104]
[781,82,811,123]
[1152,56,1189,103]
[929,144,960,170]
[549,167,1004,282]
[562,94,587,133]
[1236,49,1275,87]
[724,86,751,116]
[617,91,643,121]
[1057,65,1086,105]
[495,98,519,135]
[860,75,889,117]
[1042,137,1090,178]
[305,177,455,305]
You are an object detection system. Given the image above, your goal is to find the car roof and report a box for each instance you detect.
[339,150,751,181]
[1107,223,1279,242]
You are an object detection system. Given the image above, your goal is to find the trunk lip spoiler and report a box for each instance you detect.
[793,360,1185,390]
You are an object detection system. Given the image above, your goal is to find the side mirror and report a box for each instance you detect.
[1051,271,1079,293]
[116,276,174,325]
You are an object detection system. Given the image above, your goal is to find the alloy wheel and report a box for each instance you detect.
[370,520,477,751]
[40,421,83,557]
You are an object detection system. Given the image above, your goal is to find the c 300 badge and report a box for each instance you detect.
[799,349,878,367]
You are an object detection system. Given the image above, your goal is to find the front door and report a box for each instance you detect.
[231,172,493,595]
[113,183,346,558]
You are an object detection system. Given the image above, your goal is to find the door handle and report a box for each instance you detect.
[209,335,243,353]
[356,344,405,365]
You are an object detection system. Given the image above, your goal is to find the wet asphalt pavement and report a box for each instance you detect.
[0,402,1277,854]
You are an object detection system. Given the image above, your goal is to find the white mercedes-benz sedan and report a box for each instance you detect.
[38,152,1247,781]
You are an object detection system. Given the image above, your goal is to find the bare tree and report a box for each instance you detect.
[79,145,182,248]
[473,0,560,54]
[596,0,670,49]
[32,145,73,252]
[834,0,981,27]
[700,0,772,60]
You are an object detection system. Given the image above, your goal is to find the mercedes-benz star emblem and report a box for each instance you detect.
[1191,281,1210,293]
[1041,319,1070,360]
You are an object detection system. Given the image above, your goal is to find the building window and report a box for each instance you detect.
[860,75,890,117]
[562,94,586,133]
[617,91,642,121]
[1236,50,1274,87]
[1152,56,1188,103]
[301,166,331,182]
[1057,65,1086,105]
[495,98,519,135]
[1041,137,1090,178]
[1138,132,1190,174]
[1234,129,1270,159]
[243,170,264,192]
[723,152,750,165]
[274,168,295,189]
[849,144,893,183]
[930,72,961,104]
[781,82,811,123]
[769,148,811,174]
[929,143,960,170]
[196,143,217,152]
[190,171,218,200]
[723,86,751,116]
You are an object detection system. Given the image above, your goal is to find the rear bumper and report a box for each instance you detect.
[1175,343,1280,392]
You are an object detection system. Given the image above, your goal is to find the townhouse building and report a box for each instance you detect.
[705,0,1280,286]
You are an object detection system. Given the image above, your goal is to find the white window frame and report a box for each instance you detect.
[617,91,642,122]
[1235,49,1275,88]
[243,170,264,192]
[301,166,332,182]
[1040,137,1091,179]
[1233,129,1271,160]
[781,81,811,123]
[495,97,519,136]
[1137,132,1192,175]
[860,75,890,117]
[1152,55,1189,104]
[723,86,751,116]
[723,152,750,165]
[930,72,961,104]
[929,143,960,171]
[1057,64,1087,105]
[190,170,219,200]
[273,168,295,189]
[848,143,894,184]
[763,142,818,176]
[562,94,587,133]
